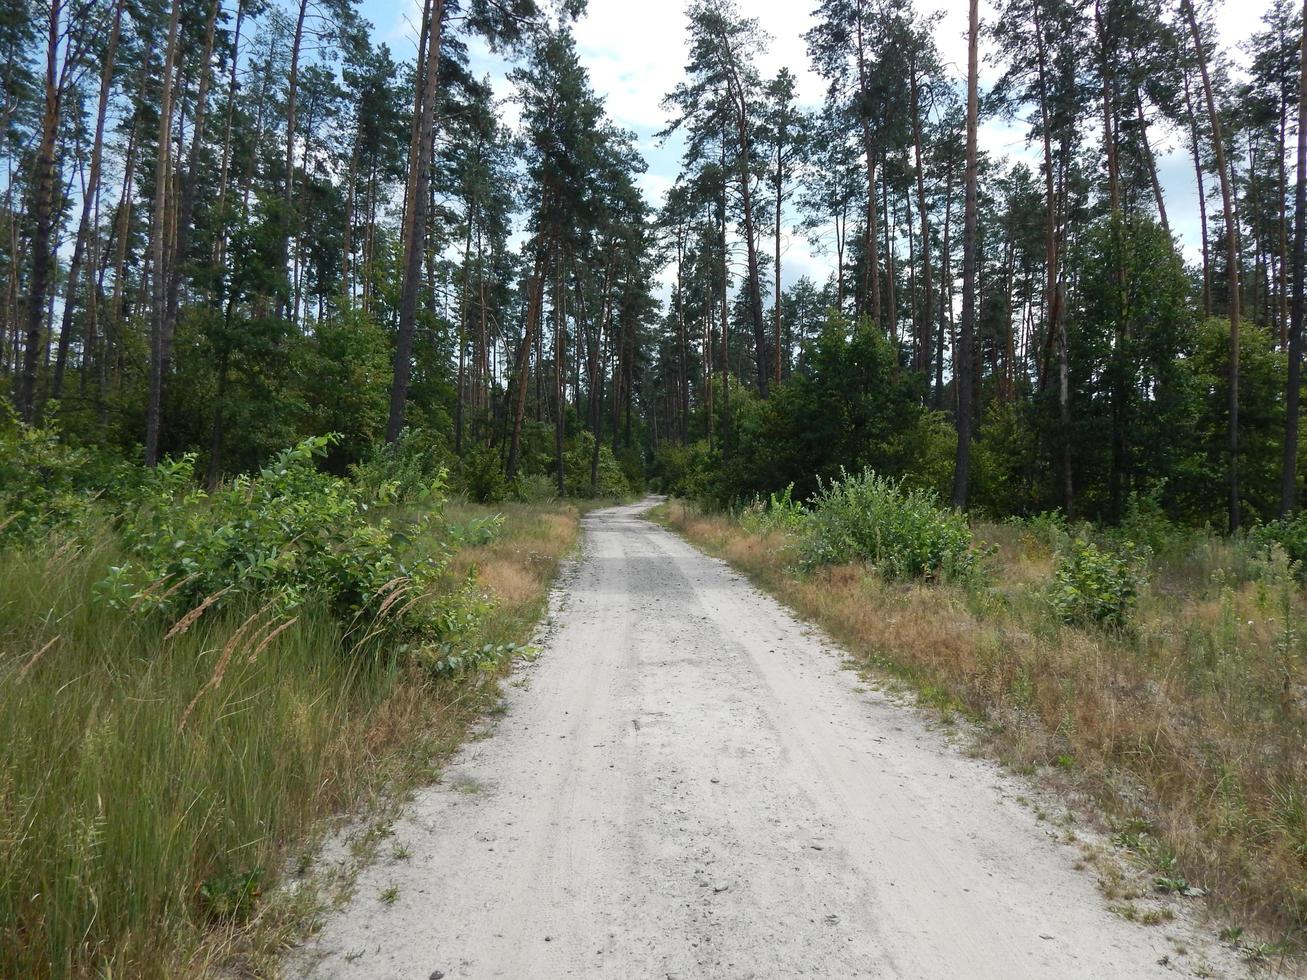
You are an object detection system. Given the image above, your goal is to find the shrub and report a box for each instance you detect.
[0,410,143,545]
[1252,513,1307,574]
[1117,484,1180,555]
[1051,537,1146,628]
[98,436,457,647]
[738,483,807,534]
[513,472,559,503]
[349,427,450,504]
[563,431,631,498]
[453,445,508,502]
[1009,509,1071,553]
[802,468,978,580]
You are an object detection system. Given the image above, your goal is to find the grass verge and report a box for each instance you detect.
[0,499,580,978]
[653,499,1307,960]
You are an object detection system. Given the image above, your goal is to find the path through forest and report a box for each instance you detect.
[303,499,1243,979]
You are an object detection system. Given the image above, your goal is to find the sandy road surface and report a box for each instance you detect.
[302,499,1244,979]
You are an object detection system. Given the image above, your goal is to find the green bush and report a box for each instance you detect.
[98,436,457,647]
[739,482,807,534]
[562,431,631,498]
[453,445,509,502]
[1252,513,1307,574]
[1008,510,1072,553]
[513,472,560,503]
[349,427,450,504]
[0,410,143,545]
[1051,537,1146,628]
[802,468,978,580]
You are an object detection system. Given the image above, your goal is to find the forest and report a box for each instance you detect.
[6,0,1307,975]
[1,0,1304,529]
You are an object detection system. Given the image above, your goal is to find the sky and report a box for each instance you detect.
[358,0,1273,295]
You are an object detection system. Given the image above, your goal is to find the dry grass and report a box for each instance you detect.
[656,501,1307,953]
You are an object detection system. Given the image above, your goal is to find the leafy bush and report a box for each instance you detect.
[802,468,978,580]
[1051,537,1146,628]
[1117,484,1179,555]
[1009,510,1072,553]
[0,411,146,545]
[349,427,450,504]
[513,472,559,503]
[445,514,505,549]
[0,416,97,544]
[562,431,631,498]
[453,445,509,503]
[1252,513,1307,574]
[739,483,808,534]
[99,436,456,646]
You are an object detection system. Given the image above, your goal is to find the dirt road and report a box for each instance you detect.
[303,499,1241,979]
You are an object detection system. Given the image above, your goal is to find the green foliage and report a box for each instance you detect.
[801,468,979,581]
[0,412,101,544]
[1252,513,1307,573]
[1051,537,1147,628]
[562,431,632,498]
[454,445,510,503]
[738,482,808,534]
[422,641,525,679]
[349,427,451,504]
[1116,484,1180,555]
[99,436,455,647]
[445,513,505,549]
[513,473,560,503]
[198,868,263,923]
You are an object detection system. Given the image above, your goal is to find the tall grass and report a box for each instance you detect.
[658,501,1307,950]
[0,501,579,978]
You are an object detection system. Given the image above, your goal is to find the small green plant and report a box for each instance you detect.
[198,868,263,922]
[349,427,450,504]
[1051,537,1146,629]
[739,483,807,534]
[455,446,509,503]
[95,436,460,650]
[446,514,505,549]
[1252,513,1307,575]
[379,885,400,906]
[801,468,979,581]
[422,642,524,679]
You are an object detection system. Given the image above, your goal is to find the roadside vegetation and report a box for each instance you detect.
[656,474,1307,955]
[0,417,593,978]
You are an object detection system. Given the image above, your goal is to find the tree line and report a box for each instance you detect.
[3,0,1306,527]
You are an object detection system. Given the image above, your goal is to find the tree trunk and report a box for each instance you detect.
[1281,0,1307,515]
[910,55,932,377]
[17,0,64,422]
[952,0,979,509]
[854,2,881,327]
[1134,87,1170,234]
[1184,0,1241,531]
[145,0,183,465]
[774,109,784,385]
[387,0,445,442]
[507,245,546,479]
[163,0,221,373]
[720,46,769,398]
[282,0,309,315]
[1184,69,1212,320]
[53,0,123,402]
[554,254,566,496]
